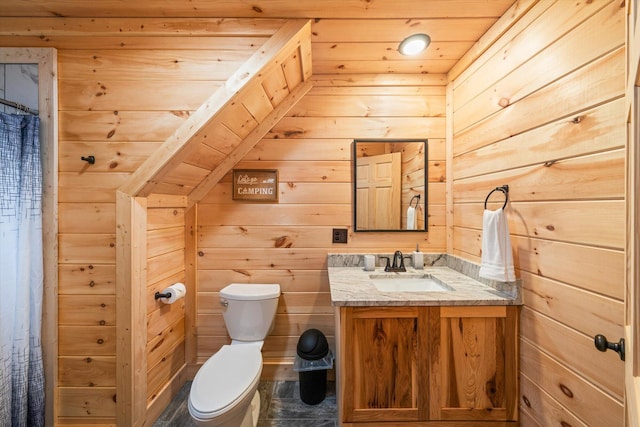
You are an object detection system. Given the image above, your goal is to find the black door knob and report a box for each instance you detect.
[594,334,625,361]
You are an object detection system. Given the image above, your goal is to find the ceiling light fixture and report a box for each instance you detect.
[398,33,431,56]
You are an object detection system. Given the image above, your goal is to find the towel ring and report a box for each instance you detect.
[410,194,421,208]
[484,185,509,210]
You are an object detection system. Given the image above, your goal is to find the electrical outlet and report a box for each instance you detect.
[332,228,348,244]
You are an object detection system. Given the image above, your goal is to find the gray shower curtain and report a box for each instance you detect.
[0,112,45,427]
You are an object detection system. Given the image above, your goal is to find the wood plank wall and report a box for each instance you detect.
[43,20,275,425]
[450,1,625,426]
[12,2,621,424]
[145,197,187,407]
[195,75,447,378]
[2,17,448,423]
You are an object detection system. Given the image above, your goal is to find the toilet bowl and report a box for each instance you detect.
[188,284,280,427]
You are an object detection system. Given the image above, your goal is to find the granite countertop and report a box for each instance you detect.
[328,253,521,307]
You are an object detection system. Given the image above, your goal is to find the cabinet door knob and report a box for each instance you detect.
[594,334,625,361]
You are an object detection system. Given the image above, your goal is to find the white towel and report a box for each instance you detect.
[406,206,416,230]
[479,208,516,282]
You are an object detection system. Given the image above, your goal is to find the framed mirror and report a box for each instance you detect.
[353,139,428,231]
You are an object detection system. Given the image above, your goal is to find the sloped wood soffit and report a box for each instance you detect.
[118,19,313,203]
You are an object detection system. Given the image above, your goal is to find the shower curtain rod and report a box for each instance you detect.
[0,97,38,115]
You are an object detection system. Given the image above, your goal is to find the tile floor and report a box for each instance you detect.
[153,380,337,426]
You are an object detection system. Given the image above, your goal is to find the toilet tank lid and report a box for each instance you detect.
[221,284,280,300]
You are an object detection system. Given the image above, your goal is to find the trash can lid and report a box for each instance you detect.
[297,328,329,360]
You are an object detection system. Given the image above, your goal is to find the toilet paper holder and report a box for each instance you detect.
[154,283,187,304]
[155,291,172,300]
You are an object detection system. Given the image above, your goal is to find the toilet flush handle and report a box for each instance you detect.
[220,298,228,308]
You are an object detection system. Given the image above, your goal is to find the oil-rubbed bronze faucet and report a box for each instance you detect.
[384,250,406,272]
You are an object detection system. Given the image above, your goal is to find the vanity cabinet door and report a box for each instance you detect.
[429,306,518,422]
[339,306,430,423]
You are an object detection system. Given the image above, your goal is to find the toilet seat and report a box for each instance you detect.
[189,344,262,420]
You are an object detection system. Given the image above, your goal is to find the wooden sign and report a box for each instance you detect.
[232,169,279,202]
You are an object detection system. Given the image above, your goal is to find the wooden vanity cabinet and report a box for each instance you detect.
[339,306,430,423]
[337,305,518,426]
[429,305,518,423]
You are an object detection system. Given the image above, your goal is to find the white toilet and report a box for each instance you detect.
[188,283,280,427]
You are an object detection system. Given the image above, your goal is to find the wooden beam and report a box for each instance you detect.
[0,17,284,36]
[445,82,453,255]
[187,80,313,207]
[115,192,147,426]
[627,1,640,118]
[184,205,197,364]
[118,19,311,198]
[626,0,640,419]
[4,1,516,19]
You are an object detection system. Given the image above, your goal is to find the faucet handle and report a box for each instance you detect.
[380,256,391,272]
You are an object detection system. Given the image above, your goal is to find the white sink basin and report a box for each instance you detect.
[369,274,454,292]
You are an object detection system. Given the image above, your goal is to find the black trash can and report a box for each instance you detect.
[294,328,333,405]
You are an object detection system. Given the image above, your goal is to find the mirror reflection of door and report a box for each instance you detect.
[353,139,427,232]
[356,152,401,230]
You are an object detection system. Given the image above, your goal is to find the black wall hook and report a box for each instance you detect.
[81,155,96,165]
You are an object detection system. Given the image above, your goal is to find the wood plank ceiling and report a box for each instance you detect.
[2,0,517,77]
[2,0,518,201]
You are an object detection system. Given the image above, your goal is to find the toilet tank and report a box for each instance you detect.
[219,284,280,341]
